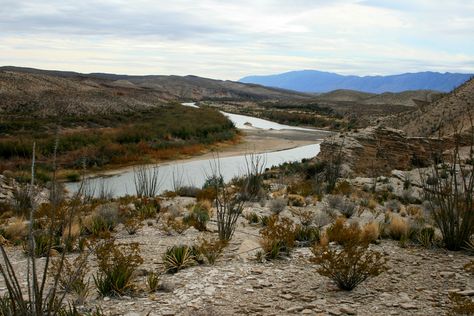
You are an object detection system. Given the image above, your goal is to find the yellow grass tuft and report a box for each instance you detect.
[388,215,408,240]
[3,217,28,241]
[362,221,380,243]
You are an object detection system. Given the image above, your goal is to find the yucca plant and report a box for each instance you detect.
[163,245,195,273]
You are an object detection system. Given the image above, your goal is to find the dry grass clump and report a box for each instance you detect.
[3,217,28,242]
[362,221,380,243]
[387,215,408,240]
[326,217,362,246]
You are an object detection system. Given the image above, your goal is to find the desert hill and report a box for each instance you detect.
[0,66,311,117]
[315,89,443,107]
[382,77,474,136]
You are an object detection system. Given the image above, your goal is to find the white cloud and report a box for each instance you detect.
[0,0,472,79]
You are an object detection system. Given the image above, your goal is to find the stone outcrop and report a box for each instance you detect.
[316,126,450,177]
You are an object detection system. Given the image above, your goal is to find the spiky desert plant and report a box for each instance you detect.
[133,164,161,198]
[163,245,195,273]
[421,122,474,250]
[0,140,91,315]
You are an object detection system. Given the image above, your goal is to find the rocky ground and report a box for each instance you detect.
[1,195,472,316]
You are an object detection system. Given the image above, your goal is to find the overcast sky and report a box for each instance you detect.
[0,0,473,80]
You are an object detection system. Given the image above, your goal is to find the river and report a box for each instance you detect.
[66,103,326,197]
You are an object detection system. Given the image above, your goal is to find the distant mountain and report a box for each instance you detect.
[239,70,473,93]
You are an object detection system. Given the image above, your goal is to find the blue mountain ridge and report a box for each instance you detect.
[239,70,473,93]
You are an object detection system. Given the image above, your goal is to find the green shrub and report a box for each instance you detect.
[183,202,210,231]
[295,225,320,245]
[93,240,143,296]
[147,272,160,293]
[163,245,195,273]
[66,172,81,182]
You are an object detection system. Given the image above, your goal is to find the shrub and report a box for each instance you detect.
[176,186,201,197]
[387,215,408,240]
[147,272,160,293]
[133,165,161,198]
[325,195,357,218]
[333,180,352,196]
[83,204,119,237]
[416,226,435,248]
[421,134,474,250]
[163,245,195,273]
[183,202,210,231]
[384,199,401,213]
[65,172,81,182]
[294,225,320,245]
[165,218,189,235]
[12,185,32,216]
[314,211,333,228]
[124,218,141,235]
[268,198,287,214]
[337,199,357,218]
[244,212,260,225]
[290,207,315,226]
[288,194,305,207]
[311,240,387,291]
[196,187,216,202]
[326,218,362,246]
[194,237,227,265]
[259,215,296,259]
[448,292,474,316]
[93,240,143,296]
[51,255,90,304]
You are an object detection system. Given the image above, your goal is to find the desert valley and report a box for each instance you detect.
[0,1,473,315]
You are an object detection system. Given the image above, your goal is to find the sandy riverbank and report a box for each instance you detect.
[88,128,330,177]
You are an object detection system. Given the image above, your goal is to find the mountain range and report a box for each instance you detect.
[240,70,473,94]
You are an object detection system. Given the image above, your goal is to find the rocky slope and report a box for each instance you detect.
[316,127,452,177]
[382,78,474,137]
[315,89,443,107]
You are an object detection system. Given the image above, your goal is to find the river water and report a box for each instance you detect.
[66,103,325,197]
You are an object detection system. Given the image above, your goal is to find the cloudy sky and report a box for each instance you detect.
[1,0,473,80]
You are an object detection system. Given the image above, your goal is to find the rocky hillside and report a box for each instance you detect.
[382,78,474,137]
[315,89,443,107]
[0,66,311,117]
[316,127,450,177]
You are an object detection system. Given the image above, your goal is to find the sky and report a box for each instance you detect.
[0,0,473,80]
